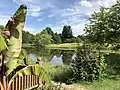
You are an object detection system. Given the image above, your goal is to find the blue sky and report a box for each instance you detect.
[0,0,117,36]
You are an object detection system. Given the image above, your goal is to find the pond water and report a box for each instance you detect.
[24,46,120,75]
[24,47,76,65]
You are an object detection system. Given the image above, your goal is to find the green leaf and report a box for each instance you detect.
[0,32,7,51]
[18,49,27,60]
[5,58,18,76]
[5,4,27,58]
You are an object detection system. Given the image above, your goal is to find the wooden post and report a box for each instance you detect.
[29,75,31,88]
[15,77,18,90]
[21,76,23,90]
[18,77,21,90]
[12,80,15,90]
[35,76,36,85]
[24,75,26,89]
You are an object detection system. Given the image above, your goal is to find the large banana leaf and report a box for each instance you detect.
[0,32,7,51]
[8,65,51,89]
[5,49,36,76]
[5,4,27,58]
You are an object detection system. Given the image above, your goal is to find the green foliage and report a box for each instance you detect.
[52,33,62,44]
[85,2,120,49]
[49,65,73,84]
[71,45,100,82]
[104,53,120,75]
[62,50,74,65]
[80,78,120,90]
[5,4,27,58]
[100,55,107,77]
[22,31,35,44]
[35,33,52,47]
[62,25,73,43]
[5,49,35,76]
[0,32,7,51]
[0,25,5,31]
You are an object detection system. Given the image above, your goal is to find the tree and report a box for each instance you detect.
[35,33,52,47]
[46,27,54,36]
[85,1,120,49]
[52,33,62,44]
[22,31,35,44]
[62,25,73,43]
[41,27,54,36]
[0,25,5,31]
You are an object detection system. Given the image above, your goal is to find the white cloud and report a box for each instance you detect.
[13,0,118,36]
[48,14,55,18]
[29,7,41,12]
[37,18,42,21]
[31,12,42,17]
[45,24,52,27]
[79,0,92,7]
[24,26,39,34]
[56,0,117,36]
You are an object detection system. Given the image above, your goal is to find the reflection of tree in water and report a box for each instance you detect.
[62,50,75,65]
[104,53,120,75]
[23,46,54,62]
[23,47,75,64]
[50,49,62,58]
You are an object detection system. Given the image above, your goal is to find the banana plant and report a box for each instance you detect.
[5,4,27,58]
[0,4,51,90]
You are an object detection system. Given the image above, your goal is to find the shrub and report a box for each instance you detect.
[50,65,73,84]
[71,45,100,82]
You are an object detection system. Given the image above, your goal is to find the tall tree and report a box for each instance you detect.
[85,1,120,49]
[46,27,54,36]
[35,33,52,47]
[52,33,62,44]
[62,25,73,43]
[22,31,35,44]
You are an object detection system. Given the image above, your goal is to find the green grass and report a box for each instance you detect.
[22,43,33,47]
[46,43,82,50]
[46,43,120,53]
[75,78,120,90]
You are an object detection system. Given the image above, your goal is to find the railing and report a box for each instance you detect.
[0,74,40,90]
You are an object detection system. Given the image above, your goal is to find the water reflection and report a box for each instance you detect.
[51,55,63,65]
[24,47,75,65]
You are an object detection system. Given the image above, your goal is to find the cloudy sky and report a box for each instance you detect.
[0,0,117,36]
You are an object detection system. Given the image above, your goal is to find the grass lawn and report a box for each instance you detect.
[75,78,120,90]
[46,43,82,50]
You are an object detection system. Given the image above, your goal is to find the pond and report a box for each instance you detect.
[24,47,76,65]
[24,46,120,75]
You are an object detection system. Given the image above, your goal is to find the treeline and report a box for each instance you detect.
[22,25,82,47]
